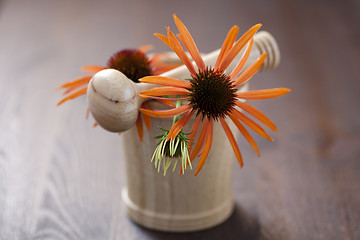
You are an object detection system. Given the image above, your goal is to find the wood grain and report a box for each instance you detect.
[0,0,359,239]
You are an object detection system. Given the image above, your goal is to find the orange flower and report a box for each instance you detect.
[56,45,179,140]
[139,15,291,175]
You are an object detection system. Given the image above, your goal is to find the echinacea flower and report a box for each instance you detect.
[56,45,179,140]
[139,15,291,175]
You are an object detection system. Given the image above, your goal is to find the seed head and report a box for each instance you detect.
[189,68,237,120]
[107,49,152,82]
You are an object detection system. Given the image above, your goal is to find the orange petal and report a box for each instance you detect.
[139,104,190,118]
[195,119,213,175]
[235,101,277,131]
[57,87,87,106]
[167,27,197,76]
[135,113,144,141]
[62,78,91,95]
[176,34,186,48]
[175,33,199,72]
[219,118,244,166]
[179,113,202,174]
[155,99,176,107]
[188,116,202,152]
[179,111,202,174]
[150,53,182,74]
[57,75,92,90]
[229,38,254,80]
[190,118,209,162]
[231,109,273,141]
[236,88,291,100]
[139,95,189,102]
[62,87,79,96]
[142,113,151,132]
[149,53,167,63]
[86,108,90,119]
[218,24,261,72]
[141,102,151,132]
[214,25,239,70]
[232,52,267,86]
[167,110,194,141]
[139,76,191,88]
[81,65,106,73]
[140,86,190,96]
[173,14,205,72]
[154,33,170,48]
[138,44,153,53]
[228,113,260,156]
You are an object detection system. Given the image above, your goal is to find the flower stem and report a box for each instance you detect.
[172,100,182,124]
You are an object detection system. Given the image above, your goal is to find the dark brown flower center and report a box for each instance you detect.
[189,68,237,120]
[107,49,152,82]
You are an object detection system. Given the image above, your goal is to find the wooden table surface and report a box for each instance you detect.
[1,0,359,239]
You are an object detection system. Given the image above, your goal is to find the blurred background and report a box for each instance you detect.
[0,0,359,239]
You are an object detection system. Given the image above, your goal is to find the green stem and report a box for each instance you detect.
[172,100,182,125]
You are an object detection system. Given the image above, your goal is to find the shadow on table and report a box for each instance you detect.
[135,204,263,240]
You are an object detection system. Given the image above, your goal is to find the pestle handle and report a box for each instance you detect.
[87,31,280,133]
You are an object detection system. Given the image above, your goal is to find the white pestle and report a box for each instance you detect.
[87,31,280,133]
